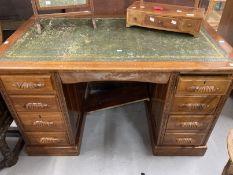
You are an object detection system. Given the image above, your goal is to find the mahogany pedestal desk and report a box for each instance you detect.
[0,18,233,156]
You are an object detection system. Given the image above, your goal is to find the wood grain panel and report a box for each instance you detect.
[18,112,65,131]
[153,145,207,156]
[126,1,204,36]
[166,115,213,131]
[60,72,170,84]
[176,76,232,95]
[1,75,55,94]
[163,133,206,146]
[171,96,221,114]
[26,132,69,146]
[218,0,233,47]
[10,95,60,112]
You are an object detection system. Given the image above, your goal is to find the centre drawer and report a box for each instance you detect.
[166,115,214,132]
[10,95,60,112]
[18,112,65,131]
[144,15,179,30]
[171,96,221,114]
[162,133,206,146]
[1,75,55,94]
[26,132,69,146]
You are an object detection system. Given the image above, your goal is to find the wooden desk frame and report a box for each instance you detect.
[0,17,233,156]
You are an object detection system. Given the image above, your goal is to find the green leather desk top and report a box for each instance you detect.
[0,19,230,62]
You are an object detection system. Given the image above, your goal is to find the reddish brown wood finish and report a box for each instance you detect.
[17,112,66,132]
[218,0,233,47]
[126,1,205,36]
[1,75,55,95]
[86,83,149,112]
[0,15,233,156]
[166,115,214,132]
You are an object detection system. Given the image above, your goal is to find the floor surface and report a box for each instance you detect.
[1,98,233,175]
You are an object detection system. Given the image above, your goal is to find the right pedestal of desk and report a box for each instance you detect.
[148,74,232,156]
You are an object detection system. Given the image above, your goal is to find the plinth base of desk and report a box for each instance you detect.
[153,145,207,156]
[26,145,81,156]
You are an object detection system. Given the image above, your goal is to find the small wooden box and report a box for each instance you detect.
[126,1,205,37]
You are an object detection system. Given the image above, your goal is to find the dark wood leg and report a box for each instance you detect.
[0,123,24,169]
[0,136,17,169]
[0,97,24,169]
[0,134,24,169]
[0,117,15,169]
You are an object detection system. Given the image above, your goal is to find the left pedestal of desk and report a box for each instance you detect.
[0,73,86,156]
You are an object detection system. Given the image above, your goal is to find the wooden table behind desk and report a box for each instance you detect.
[0,0,201,20]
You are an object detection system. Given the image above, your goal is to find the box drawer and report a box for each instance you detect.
[1,75,55,94]
[18,112,65,131]
[127,10,144,26]
[10,95,60,112]
[144,15,179,30]
[163,133,206,146]
[26,132,69,146]
[171,96,221,114]
[180,19,201,32]
[176,76,231,95]
[166,115,213,131]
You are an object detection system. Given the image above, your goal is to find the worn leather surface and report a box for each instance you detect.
[2,18,229,62]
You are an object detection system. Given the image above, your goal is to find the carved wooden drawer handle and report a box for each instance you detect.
[40,137,61,144]
[14,82,45,89]
[179,103,209,111]
[176,138,193,144]
[25,103,48,110]
[32,120,55,127]
[187,86,220,93]
[179,122,202,129]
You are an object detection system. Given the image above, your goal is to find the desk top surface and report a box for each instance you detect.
[0,18,233,71]
[1,18,229,62]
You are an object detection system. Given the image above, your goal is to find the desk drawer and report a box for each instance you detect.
[144,15,179,30]
[10,95,60,112]
[171,96,221,114]
[163,133,206,146]
[18,112,65,131]
[176,76,231,95]
[166,115,213,131]
[26,132,69,146]
[1,75,55,94]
